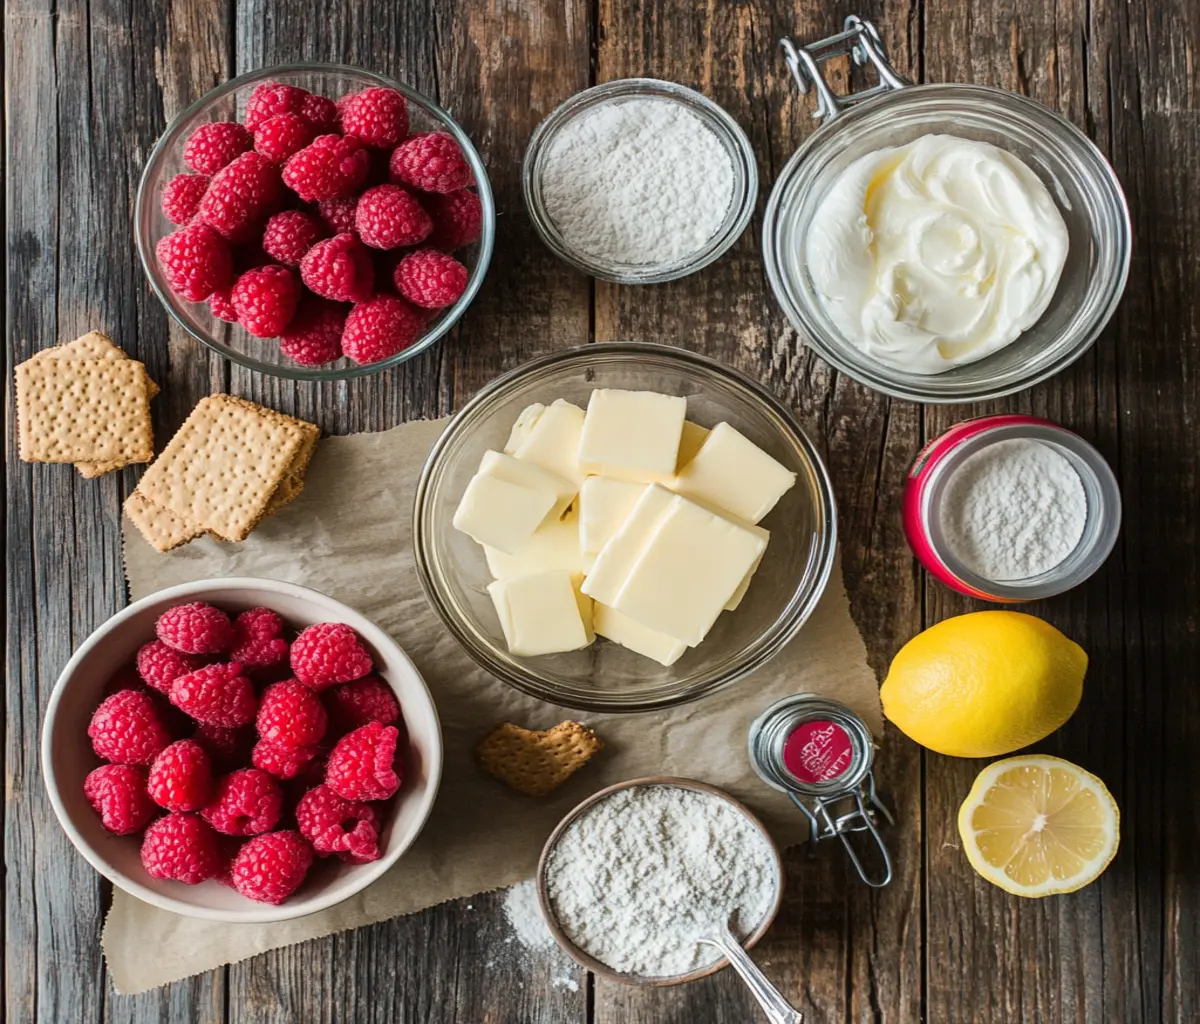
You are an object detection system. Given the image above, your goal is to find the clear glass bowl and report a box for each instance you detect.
[135,63,495,381]
[763,84,1131,403]
[413,344,838,713]
[522,79,758,285]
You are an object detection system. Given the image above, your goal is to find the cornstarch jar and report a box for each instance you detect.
[903,415,1121,601]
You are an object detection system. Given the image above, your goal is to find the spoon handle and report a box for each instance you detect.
[699,929,803,1024]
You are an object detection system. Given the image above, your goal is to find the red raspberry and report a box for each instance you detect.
[198,151,284,242]
[136,640,203,695]
[393,248,468,309]
[202,768,283,836]
[232,830,313,904]
[230,607,290,674]
[338,87,409,149]
[209,287,238,322]
[183,121,253,174]
[426,189,483,250]
[300,93,340,133]
[88,689,174,765]
[244,82,309,131]
[84,764,157,835]
[279,297,346,366]
[170,663,257,728]
[390,132,473,194]
[161,172,211,224]
[354,184,432,250]
[341,294,425,365]
[193,722,253,770]
[282,134,370,202]
[141,812,222,884]
[316,196,357,235]
[156,223,233,302]
[290,622,373,689]
[257,679,328,749]
[325,676,400,735]
[300,233,374,302]
[148,739,214,812]
[254,112,314,162]
[252,739,320,780]
[157,601,235,654]
[326,722,402,801]
[295,784,381,863]
[261,210,328,266]
[231,265,300,338]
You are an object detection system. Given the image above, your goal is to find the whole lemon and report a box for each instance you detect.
[880,611,1086,757]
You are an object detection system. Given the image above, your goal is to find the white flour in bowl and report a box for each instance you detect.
[544,784,778,978]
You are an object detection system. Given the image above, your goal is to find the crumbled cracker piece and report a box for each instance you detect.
[478,721,605,797]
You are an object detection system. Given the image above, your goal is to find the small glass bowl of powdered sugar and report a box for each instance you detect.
[523,79,758,284]
[903,415,1121,601]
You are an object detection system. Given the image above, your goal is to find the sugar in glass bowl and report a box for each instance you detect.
[135,63,495,381]
[413,343,838,713]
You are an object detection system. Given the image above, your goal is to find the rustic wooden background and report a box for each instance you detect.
[5,0,1197,1021]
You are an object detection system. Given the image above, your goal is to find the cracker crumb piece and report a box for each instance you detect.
[477,721,604,797]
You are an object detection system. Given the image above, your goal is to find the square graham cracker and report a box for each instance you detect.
[124,492,207,552]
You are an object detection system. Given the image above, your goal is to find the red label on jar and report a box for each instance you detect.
[782,720,853,784]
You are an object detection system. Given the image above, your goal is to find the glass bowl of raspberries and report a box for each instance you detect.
[41,578,442,922]
[135,64,494,379]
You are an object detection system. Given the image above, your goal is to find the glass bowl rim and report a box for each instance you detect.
[134,61,496,382]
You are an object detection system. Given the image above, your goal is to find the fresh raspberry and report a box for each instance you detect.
[88,689,174,765]
[156,222,233,302]
[136,640,203,695]
[326,722,402,801]
[198,151,284,242]
[299,93,340,133]
[209,287,239,322]
[254,112,315,162]
[104,664,145,696]
[183,121,253,174]
[193,722,253,770]
[338,87,409,149]
[202,768,283,836]
[84,764,157,835]
[325,676,400,735]
[281,134,370,202]
[261,210,328,266]
[390,132,473,194]
[426,188,483,250]
[353,184,432,250]
[316,196,358,235]
[141,812,222,884]
[300,233,374,302]
[393,248,468,309]
[252,739,321,780]
[244,82,309,131]
[157,601,235,654]
[148,739,214,812]
[231,265,300,337]
[341,294,425,365]
[290,622,373,689]
[231,830,313,904]
[170,663,257,728]
[295,784,381,862]
[161,172,211,224]
[257,679,328,749]
[279,297,346,366]
[230,607,290,674]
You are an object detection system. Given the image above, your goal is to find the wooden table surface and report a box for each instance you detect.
[5,0,1198,1021]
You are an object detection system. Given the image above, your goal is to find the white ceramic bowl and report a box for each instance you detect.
[41,578,442,923]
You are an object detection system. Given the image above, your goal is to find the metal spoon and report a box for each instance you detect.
[698,924,803,1023]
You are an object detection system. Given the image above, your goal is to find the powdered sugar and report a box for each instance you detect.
[541,98,735,266]
[544,784,778,977]
[503,879,555,952]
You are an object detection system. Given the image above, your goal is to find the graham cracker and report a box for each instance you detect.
[124,492,207,552]
[477,721,604,797]
[16,357,154,464]
[263,473,304,515]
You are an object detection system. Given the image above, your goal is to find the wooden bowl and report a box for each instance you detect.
[535,776,784,986]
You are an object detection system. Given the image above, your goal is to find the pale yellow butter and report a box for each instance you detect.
[452,473,555,555]
[503,403,546,454]
[487,570,594,656]
[672,422,797,524]
[578,389,687,478]
[580,483,676,606]
[484,509,584,579]
[676,420,711,470]
[578,476,646,567]
[479,449,576,519]
[594,603,688,667]
[512,399,586,484]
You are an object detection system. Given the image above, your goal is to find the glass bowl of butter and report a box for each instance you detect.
[413,343,838,712]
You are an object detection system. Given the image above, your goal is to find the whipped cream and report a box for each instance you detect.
[806,134,1069,374]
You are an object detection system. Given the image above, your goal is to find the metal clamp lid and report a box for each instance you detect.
[780,15,909,124]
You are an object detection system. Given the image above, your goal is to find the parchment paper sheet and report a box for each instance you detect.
[105,417,881,993]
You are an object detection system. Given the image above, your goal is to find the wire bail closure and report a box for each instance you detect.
[779,15,909,124]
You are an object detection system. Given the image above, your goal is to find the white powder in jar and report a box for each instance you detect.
[540,98,735,266]
[939,438,1088,581]
[544,784,778,978]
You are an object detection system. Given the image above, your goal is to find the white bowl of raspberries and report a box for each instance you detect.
[135,64,493,378]
[41,578,442,922]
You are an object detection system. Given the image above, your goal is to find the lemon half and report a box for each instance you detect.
[957,755,1119,897]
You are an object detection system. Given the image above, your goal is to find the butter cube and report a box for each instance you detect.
[485,510,584,579]
[594,604,688,667]
[724,527,768,611]
[504,403,546,454]
[578,389,687,478]
[479,449,577,519]
[581,484,676,606]
[512,399,586,484]
[487,570,594,656]
[578,476,646,566]
[452,474,555,554]
[671,422,797,524]
[610,496,767,646]
[676,421,711,470]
